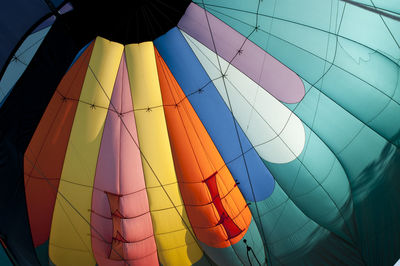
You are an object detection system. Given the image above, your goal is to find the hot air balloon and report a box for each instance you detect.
[0,0,399,265]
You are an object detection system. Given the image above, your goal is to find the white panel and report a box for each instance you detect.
[182,30,305,163]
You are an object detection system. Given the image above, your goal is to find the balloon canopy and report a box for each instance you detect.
[0,1,399,266]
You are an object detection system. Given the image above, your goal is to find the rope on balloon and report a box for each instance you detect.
[24,157,130,265]
[0,235,18,265]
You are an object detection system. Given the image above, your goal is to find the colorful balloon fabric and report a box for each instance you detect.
[1,1,400,266]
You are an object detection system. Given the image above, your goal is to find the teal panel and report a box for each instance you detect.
[0,246,12,266]
[264,125,355,243]
[193,0,400,264]
[36,241,49,266]
[200,220,265,266]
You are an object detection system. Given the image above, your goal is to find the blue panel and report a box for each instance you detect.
[0,88,11,108]
[51,0,64,8]
[154,28,274,201]
[68,41,93,70]
[0,0,50,73]
[0,27,51,107]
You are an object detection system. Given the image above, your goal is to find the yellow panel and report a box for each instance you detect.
[49,37,124,266]
[125,42,203,265]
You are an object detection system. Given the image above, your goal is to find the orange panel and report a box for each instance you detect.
[24,42,94,247]
[154,47,251,248]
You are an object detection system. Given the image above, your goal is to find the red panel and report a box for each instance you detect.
[204,173,242,240]
[110,235,124,261]
[107,192,128,261]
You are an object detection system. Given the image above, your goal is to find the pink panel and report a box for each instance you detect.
[90,55,158,265]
